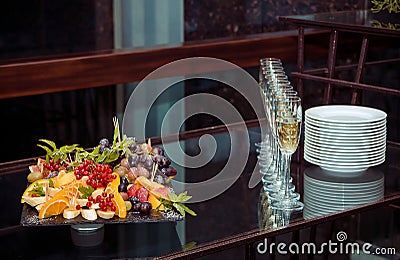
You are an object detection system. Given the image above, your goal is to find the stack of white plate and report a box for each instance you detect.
[304,105,387,173]
[303,167,384,219]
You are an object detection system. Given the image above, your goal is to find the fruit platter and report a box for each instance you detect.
[20,118,196,226]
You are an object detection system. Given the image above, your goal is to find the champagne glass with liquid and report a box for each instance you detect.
[271,96,304,211]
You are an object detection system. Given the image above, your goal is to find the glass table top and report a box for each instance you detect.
[280,10,400,37]
[0,123,399,258]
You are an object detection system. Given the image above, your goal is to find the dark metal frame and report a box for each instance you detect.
[280,10,400,105]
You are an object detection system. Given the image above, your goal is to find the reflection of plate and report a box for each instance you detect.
[305,105,387,123]
[305,193,384,204]
[304,197,382,210]
[304,173,384,189]
[304,190,384,203]
[304,187,384,199]
[20,204,183,226]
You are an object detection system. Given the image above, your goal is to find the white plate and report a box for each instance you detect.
[306,116,386,128]
[304,140,386,153]
[305,135,387,148]
[304,140,386,156]
[306,120,386,132]
[305,123,386,135]
[304,139,386,153]
[305,131,387,144]
[305,127,387,139]
[304,147,385,161]
[304,152,385,166]
[305,105,387,124]
[304,145,386,158]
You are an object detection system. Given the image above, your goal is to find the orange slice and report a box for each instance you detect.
[105,173,120,194]
[54,171,76,188]
[38,196,69,219]
[21,179,49,203]
[111,191,127,218]
[148,194,164,210]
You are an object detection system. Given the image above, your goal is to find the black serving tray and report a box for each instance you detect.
[20,204,183,226]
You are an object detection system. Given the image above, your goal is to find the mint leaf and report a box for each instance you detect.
[178,203,197,216]
[173,202,186,216]
[38,139,57,151]
[176,191,192,202]
[78,186,95,199]
[29,183,45,197]
[168,192,179,202]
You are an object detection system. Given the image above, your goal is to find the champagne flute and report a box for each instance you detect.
[271,96,304,211]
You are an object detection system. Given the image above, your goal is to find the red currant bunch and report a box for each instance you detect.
[86,192,116,212]
[73,159,93,180]
[73,159,116,189]
[44,158,71,172]
[43,159,61,171]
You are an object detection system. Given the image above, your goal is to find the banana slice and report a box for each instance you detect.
[76,198,88,207]
[63,208,80,219]
[22,196,47,207]
[97,210,115,219]
[81,208,97,221]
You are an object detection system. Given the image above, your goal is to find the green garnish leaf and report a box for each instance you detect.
[177,203,197,216]
[168,192,179,202]
[173,202,185,216]
[78,186,95,199]
[49,179,54,188]
[158,191,196,217]
[29,183,45,197]
[176,191,192,202]
[38,139,57,151]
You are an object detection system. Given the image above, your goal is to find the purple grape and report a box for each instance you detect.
[128,154,140,167]
[152,146,164,156]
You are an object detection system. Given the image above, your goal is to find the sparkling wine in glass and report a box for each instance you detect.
[271,96,304,212]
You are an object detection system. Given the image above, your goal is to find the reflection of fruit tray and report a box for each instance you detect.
[20,204,183,226]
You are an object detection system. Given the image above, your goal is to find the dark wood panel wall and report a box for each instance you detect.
[0,32,329,99]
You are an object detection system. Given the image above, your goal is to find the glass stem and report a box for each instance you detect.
[283,153,292,199]
[274,141,281,180]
